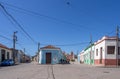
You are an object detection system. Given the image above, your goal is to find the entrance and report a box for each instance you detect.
[46,53,51,64]
[1,49,5,61]
[100,47,103,64]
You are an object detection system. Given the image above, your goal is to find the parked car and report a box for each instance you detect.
[1,59,14,66]
[59,59,70,64]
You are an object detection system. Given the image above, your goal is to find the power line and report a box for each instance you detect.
[0,3,38,45]
[0,8,30,40]
[0,9,28,42]
[0,34,30,54]
[0,1,91,31]
[40,42,89,47]
[0,34,12,41]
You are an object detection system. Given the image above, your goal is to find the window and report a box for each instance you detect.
[7,52,9,59]
[107,46,115,54]
[96,49,98,56]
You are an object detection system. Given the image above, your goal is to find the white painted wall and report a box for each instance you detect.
[80,52,84,62]
[105,40,117,59]
[0,48,12,64]
[95,39,120,60]
[39,51,42,64]
[94,40,105,59]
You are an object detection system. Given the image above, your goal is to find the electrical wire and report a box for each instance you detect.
[0,34,12,41]
[0,8,31,41]
[1,2,119,54]
[40,42,89,47]
[0,1,91,31]
[0,3,38,45]
[0,3,91,47]
[0,34,30,54]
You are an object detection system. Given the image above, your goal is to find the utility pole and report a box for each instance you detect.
[38,42,40,53]
[37,42,40,62]
[90,34,92,65]
[24,48,26,53]
[13,31,17,64]
[23,48,25,63]
[116,26,119,67]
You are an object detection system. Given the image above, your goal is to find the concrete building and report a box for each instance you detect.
[94,36,120,66]
[84,44,94,65]
[80,51,85,63]
[77,54,80,63]
[0,43,12,64]
[39,45,64,64]
[79,36,120,66]
[66,51,75,61]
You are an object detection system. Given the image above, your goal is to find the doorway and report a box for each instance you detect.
[46,53,51,64]
[100,47,103,64]
[1,49,5,61]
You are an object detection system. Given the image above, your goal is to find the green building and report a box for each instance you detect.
[84,44,94,65]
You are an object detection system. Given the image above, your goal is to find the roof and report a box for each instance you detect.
[40,45,60,50]
[0,43,10,50]
[94,36,120,45]
[84,44,94,51]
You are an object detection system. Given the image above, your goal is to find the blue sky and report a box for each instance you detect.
[0,0,120,56]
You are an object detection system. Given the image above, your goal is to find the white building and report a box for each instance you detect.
[0,43,12,64]
[94,36,120,66]
[80,50,85,63]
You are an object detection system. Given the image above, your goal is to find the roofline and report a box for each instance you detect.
[40,45,61,50]
[40,48,61,50]
[0,44,11,50]
[94,36,119,46]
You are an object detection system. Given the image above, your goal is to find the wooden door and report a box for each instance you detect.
[46,53,51,64]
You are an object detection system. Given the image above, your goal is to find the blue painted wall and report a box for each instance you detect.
[77,55,80,63]
[40,49,64,64]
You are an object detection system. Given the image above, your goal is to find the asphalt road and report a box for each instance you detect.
[0,62,120,79]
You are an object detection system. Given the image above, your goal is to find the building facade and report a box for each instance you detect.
[0,43,12,64]
[84,44,94,65]
[66,51,75,61]
[94,36,120,66]
[79,36,120,66]
[80,51,85,63]
[39,45,64,64]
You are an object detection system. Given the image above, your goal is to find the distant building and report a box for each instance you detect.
[66,51,75,61]
[78,50,84,63]
[77,54,80,63]
[39,45,64,64]
[80,51,85,63]
[32,54,38,62]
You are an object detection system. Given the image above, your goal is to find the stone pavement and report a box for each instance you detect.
[0,62,120,79]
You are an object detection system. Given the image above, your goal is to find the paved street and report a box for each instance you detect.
[0,62,120,79]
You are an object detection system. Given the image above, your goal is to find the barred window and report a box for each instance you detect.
[96,49,98,56]
[107,46,115,54]
[118,47,120,55]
